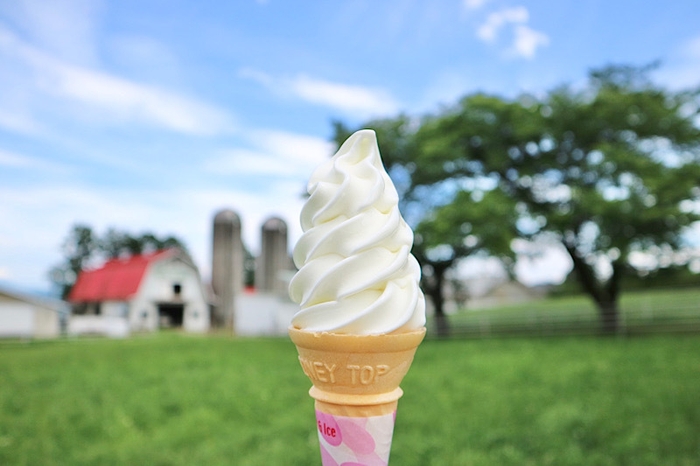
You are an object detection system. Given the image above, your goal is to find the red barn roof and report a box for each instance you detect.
[68,249,176,303]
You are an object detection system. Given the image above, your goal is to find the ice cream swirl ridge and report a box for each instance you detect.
[288,129,426,335]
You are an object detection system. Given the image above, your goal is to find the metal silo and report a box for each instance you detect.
[256,216,290,295]
[211,209,243,331]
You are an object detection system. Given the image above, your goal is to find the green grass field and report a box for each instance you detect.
[1,331,699,465]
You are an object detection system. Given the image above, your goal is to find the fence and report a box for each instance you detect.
[428,288,700,338]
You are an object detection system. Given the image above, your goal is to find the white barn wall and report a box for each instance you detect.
[128,298,157,332]
[135,257,209,333]
[33,308,60,338]
[0,292,61,339]
[0,302,34,337]
[102,301,129,317]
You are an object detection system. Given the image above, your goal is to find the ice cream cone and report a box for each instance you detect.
[289,326,426,466]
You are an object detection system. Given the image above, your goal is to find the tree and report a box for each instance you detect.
[100,228,185,259]
[49,224,188,299]
[410,64,700,333]
[49,224,98,299]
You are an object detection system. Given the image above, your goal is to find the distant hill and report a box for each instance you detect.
[551,265,700,297]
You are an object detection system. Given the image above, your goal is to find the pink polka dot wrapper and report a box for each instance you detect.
[316,410,395,465]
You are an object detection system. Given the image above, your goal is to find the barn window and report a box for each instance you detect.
[173,283,182,295]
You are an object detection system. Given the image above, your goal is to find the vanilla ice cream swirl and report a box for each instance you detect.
[288,129,426,334]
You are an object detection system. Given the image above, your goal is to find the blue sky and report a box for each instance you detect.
[1,0,699,294]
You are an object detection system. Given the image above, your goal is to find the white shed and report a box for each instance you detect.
[0,286,64,339]
[68,249,210,336]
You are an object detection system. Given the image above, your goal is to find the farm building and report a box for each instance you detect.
[0,286,65,339]
[468,279,550,310]
[68,249,209,336]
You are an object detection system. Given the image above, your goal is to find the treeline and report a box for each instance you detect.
[49,225,187,299]
[553,264,700,297]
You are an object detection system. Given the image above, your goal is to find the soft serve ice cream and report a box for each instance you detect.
[288,129,426,335]
[288,129,426,465]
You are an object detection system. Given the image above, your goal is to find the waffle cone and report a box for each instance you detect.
[289,327,425,414]
[290,327,425,465]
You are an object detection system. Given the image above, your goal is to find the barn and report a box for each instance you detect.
[68,249,210,336]
[0,286,64,339]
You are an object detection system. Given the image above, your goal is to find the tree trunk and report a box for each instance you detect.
[599,300,619,335]
[434,311,450,338]
[427,287,451,337]
[598,260,624,335]
[563,241,623,336]
[425,263,451,337]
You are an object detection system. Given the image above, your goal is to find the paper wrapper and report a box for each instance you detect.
[289,327,426,466]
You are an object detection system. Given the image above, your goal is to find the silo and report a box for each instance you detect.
[256,216,290,295]
[211,209,243,331]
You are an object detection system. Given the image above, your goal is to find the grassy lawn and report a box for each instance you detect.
[1,332,699,465]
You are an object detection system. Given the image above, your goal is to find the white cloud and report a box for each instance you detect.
[463,0,489,11]
[477,6,528,42]
[0,25,235,136]
[290,75,399,115]
[204,130,333,178]
[205,149,290,176]
[250,130,334,166]
[475,6,548,59]
[238,67,274,86]
[108,34,181,77]
[0,148,67,172]
[0,0,103,66]
[46,64,234,135]
[510,25,549,59]
[239,68,400,117]
[0,110,42,135]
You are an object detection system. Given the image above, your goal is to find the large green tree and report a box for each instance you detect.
[49,224,188,299]
[410,65,700,333]
[334,65,700,335]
